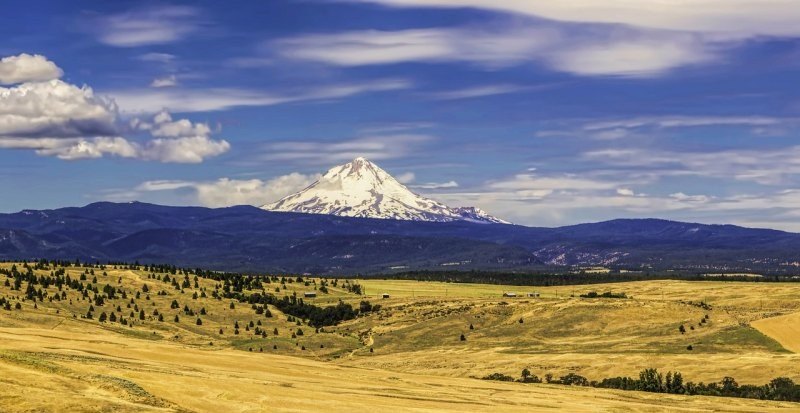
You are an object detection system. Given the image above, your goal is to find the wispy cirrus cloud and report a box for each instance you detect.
[93,5,204,47]
[428,84,534,100]
[150,74,178,88]
[260,134,432,165]
[107,78,412,113]
[105,173,320,207]
[583,146,800,186]
[271,25,722,77]
[346,0,800,37]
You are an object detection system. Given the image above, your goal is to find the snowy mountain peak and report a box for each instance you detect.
[453,207,511,224]
[262,157,508,224]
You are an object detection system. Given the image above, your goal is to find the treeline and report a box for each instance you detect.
[354,270,800,286]
[483,368,800,402]
[223,291,378,327]
[357,270,661,286]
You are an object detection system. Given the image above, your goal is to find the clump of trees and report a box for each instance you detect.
[481,367,800,402]
[580,291,627,299]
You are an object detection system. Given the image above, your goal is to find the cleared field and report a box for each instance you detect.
[753,311,800,353]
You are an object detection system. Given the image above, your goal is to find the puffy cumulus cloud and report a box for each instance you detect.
[0,53,229,163]
[0,54,63,85]
[132,110,212,138]
[272,26,722,77]
[140,136,230,164]
[0,79,117,138]
[127,173,320,207]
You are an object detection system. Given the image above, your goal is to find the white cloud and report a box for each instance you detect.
[272,26,723,77]
[107,78,411,113]
[0,54,63,85]
[429,84,532,100]
[0,79,117,138]
[274,27,558,68]
[411,180,459,189]
[395,172,416,184]
[488,173,618,193]
[95,5,202,47]
[133,110,212,138]
[34,137,140,160]
[136,53,176,63]
[670,192,711,203]
[348,0,800,38]
[139,136,230,164]
[584,116,789,131]
[583,146,800,186]
[127,173,320,207]
[150,75,177,88]
[426,168,800,228]
[260,134,432,165]
[0,54,229,163]
[548,34,715,77]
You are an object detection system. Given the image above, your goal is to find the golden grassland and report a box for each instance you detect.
[752,312,800,353]
[350,279,800,383]
[1,263,800,412]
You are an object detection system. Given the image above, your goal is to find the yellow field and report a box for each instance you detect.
[753,311,800,353]
[1,263,800,411]
[0,325,796,413]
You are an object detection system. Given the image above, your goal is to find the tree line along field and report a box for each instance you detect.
[1,260,800,411]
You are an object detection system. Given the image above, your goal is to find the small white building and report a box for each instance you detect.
[527,292,540,298]
[502,292,517,298]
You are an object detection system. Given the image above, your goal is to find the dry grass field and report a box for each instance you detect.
[1,262,799,412]
[753,311,800,353]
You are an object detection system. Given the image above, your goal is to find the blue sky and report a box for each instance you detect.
[2,0,800,230]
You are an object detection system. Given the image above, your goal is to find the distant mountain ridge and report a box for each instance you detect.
[262,157,509,224]
[1,201,799,274]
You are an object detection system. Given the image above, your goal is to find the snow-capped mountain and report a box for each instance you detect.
[452,207,510,224]
[262,157,509,224]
